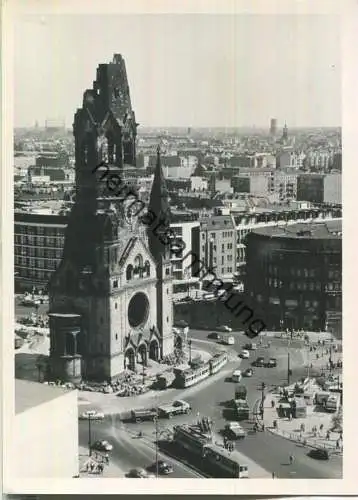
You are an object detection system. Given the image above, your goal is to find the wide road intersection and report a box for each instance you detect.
[78,329,342,479]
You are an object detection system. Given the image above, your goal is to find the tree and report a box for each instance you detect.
[331,408,342,432]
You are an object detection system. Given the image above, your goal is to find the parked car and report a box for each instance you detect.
[243,368,254,377]
[208,332,221,340]
[79,410,105,420]
[127,467,154,478]
[240,350,250,359]
[224,421,246,439]
[91,440,113,452]
[148,460,174,475]
[218,325,233,332]
[308,448,330,460]
[244,342,257,350]
[266,358,277,368]
[252,357,265,367]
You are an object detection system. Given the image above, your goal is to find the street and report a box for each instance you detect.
[78,329,342,478]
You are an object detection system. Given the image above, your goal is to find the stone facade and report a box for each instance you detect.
[48,54,175,382]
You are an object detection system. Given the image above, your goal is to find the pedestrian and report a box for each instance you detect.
[272,472,275,479]
[326,431,330,440]
[336,440,340,450]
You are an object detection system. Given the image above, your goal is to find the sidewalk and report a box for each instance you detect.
[78,446,125,478]
[262,330,339,343]
[261,380,343,454]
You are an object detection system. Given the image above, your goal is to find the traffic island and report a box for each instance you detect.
[261,379,343,454]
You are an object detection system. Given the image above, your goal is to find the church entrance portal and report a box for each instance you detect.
[149,339,159,361]
[175,335,183,350]
[137,343,147,366]
[124,347,135,371]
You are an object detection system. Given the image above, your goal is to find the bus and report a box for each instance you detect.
[203,443,249,478]
[174,364,211,388]
[209,352,228,374]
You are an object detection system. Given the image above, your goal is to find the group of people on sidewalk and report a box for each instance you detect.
[84,452,110,476]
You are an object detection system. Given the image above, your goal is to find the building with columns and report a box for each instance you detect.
[48,54,175,383]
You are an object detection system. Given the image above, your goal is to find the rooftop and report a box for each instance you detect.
[252,220,342,240]
[15,379,73,415]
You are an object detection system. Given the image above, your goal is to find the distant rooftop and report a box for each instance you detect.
[252,220,342,240]
[15,379,73,415]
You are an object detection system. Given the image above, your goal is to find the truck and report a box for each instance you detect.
[158,400,191,419]
[233,399,250,420]
[131,408,157,423]
[325,394,340,413]
[235,385,247,401]
[156,372,175,390]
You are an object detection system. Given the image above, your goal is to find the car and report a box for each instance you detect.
[149,460,174,475]
[225,422,246,439]
[240,350,250,359]
[79,410,105,420]
[308,448,330,460]
[218,325,233,332]
[266,358,277,368]
[232,369,242,382]
[244,342,257,350]
[208,332,221,340]
[127,467,152,478]
[253,357,265,367]
[91,440,113,452]
[172,399,191,411]
[243,368,254,377]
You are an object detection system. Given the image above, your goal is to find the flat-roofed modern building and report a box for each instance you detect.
[245,220,342,335]
[11,379,78,477]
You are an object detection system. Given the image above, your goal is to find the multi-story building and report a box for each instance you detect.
[272,170,299,201]
[245,220,342,334]
[231,174,269,196]
[12,380,78,478]
[234,205,342,277]
[297,174,325,203]
[297,173,342,205]
[199,215,237,283]
[170,220,201,298]
[278,151,305,170]
[324,173,342,205]
[14,208,67,292]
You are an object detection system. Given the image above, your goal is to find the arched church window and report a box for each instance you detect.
[133,255,143,278]
[126,264,133,281]
[144,260,150,277]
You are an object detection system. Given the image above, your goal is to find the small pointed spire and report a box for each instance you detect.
[147,144,171,258]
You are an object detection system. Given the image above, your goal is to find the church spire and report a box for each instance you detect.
[147,145,171,259]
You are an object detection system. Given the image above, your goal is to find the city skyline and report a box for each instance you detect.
[14,13,340,129]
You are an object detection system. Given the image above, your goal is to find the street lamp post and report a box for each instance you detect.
[88,415,92,456]
[154,407,159,478]
[287,352,291,385]
[261,382,266,420]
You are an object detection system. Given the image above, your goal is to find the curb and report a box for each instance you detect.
[265,426,343,455]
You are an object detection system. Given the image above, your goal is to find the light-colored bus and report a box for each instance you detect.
[203,443,249,478]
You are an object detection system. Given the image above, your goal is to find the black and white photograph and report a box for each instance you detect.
[2,0,357,496]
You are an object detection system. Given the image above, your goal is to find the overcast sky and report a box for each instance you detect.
[14,14,341,128]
